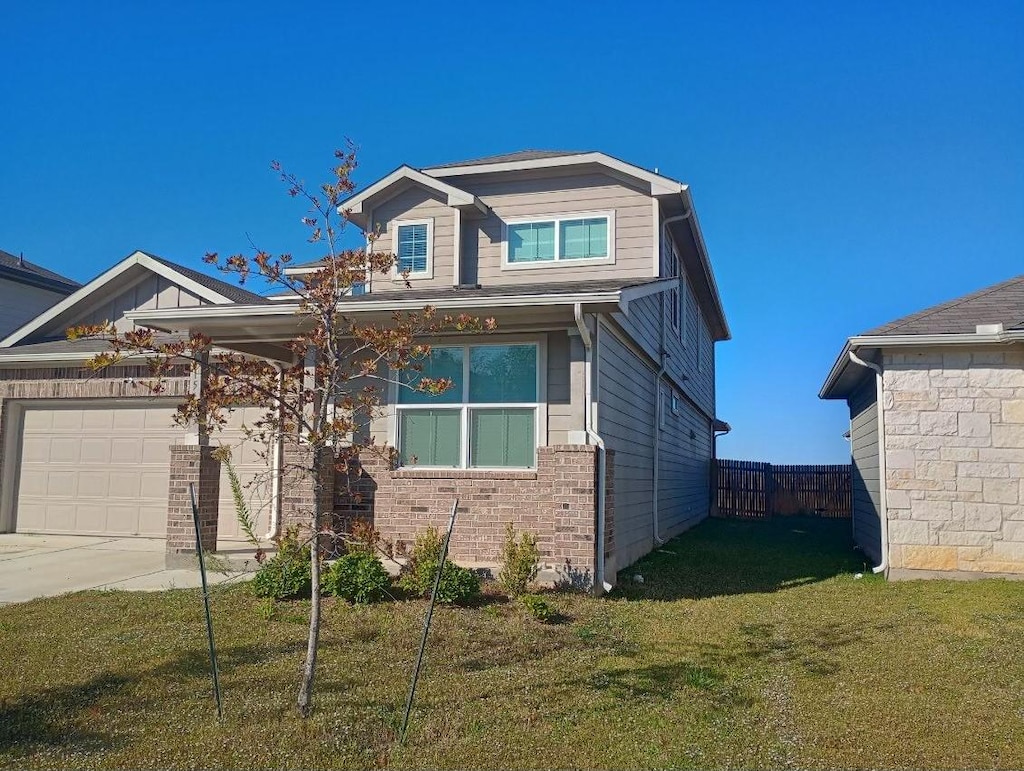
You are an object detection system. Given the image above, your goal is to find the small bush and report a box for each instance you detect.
[519,593,555,623]
[323,552,391,604]
[398,527,481,604]
[497,522,540,598]
[251,528,311,600]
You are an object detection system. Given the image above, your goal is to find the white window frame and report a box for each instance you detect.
[501,210,615,270]
[391,217,434,280]
[392,339,545,470]
[663,231,681,335]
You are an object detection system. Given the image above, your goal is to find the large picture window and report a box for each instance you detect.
[396,343,539,468]
[504,212,613,267]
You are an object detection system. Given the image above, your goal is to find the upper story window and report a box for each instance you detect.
[394,218,433,278]
[503,211,614,269]
[663,230,685,342]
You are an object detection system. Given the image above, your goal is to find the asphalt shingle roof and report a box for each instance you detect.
[863,274,1024,336]
[424,149,590,169]
[0,249,80,291]
[142,252,271,304]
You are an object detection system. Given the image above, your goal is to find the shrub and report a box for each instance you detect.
[251,528,311,600]
[323,552,391,604]
[519,593,555,623]
[398,527,481,604]
[497,522,540,598]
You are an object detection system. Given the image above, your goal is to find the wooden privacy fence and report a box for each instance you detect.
[714,459,852,519]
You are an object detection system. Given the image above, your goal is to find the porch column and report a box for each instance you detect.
[166,350,221,567]
[279,348,335,535]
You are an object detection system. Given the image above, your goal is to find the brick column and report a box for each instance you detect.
[279,442,335,533]
[166,444,220,568]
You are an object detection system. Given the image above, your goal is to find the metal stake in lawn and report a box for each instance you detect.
[400,498,459,743]
[188,481,223,719]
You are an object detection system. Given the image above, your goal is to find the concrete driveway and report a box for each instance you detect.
[0,534,255,605]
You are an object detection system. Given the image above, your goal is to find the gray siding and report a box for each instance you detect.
[849,377,882,563]
[76,273,204,331]
[597,324,656,571]
[658,384,713,539]
[0,278,68,338]
[369,185,456,291]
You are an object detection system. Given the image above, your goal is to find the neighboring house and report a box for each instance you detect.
[820,275,1024,579]
[0,249,80,337]
[0,151,730,590]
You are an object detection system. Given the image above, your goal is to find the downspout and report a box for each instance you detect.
[574,302,612,593]
[264,362,286,541]
[848,349,888,575]
[652,207,692,545]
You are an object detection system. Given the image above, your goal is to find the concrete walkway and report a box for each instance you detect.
[0,534,259,605]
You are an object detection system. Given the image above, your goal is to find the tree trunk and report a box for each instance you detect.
[297,524,321,716]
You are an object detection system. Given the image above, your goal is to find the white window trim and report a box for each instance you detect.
[501,210,615,271]
[664,231,681,335]
[391,217,434,281]
[390,338,546,470]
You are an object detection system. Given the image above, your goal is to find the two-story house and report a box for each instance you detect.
[0,249,79,337]
[0,151,729,590]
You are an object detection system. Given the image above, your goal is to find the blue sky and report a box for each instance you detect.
[2,1,1021,463]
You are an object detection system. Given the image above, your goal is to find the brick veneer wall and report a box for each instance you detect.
[883,348,1024,575]
[165,444,220,566]
[335,445,616,589]
[279,441,335,533]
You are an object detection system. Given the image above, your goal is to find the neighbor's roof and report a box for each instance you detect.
[424,149,590,169]
[862,274,1024,336]
[819,274,1024,400]
[0,249,80,293]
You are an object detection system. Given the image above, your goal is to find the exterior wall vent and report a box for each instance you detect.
[976,323,1004,334]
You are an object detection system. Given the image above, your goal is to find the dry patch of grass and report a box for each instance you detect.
[2,517,1023,769]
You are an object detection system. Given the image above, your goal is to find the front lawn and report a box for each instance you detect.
[3,516,1024,769]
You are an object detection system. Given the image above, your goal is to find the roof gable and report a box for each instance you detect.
[0,250,268,348]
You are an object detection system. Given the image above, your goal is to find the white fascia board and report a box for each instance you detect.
[126,290,630,328]
[423,152,685,197]
[0,250,233,348]
[338,165,487,216]
[819,331,1024,399]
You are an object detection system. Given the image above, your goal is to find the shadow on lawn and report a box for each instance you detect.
[613,515,868,601]
[0,641,303,757]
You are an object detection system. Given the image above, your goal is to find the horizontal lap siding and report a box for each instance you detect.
[459,172,653,285]
[849,377,881,562]
[0,279,67,339]
[369,186,456,291]
[546,329,581,445]
[597,326,655,570]
[658,391,712,538]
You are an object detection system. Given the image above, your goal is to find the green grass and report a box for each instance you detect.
[3,516,1024,769]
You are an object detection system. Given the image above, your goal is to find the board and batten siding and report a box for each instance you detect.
[369,185,456,290]
[597,323,656,571]
[0,278,69,338]
[38,272,205,336]
[849,376,882,563]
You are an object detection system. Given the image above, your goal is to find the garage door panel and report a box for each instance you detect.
[51,411,83,431]
[50,438,81,463]
[80,437,111,461]
[109,471,142,498]
[46,471,77,495]
[141,437,172,464]
[76,504,108,532]
[44,504,75,532]
[110,438,144,464]
[140,471,168,499]
[77,471,109,497]
[112,409,148,430]
[81,410,114,429]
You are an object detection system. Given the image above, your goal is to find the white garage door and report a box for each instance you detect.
[16,404,182,536]
[14,403,274,540]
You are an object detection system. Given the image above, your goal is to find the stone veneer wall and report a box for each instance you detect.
[335,445,615,588]
[883,347,1024,575]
